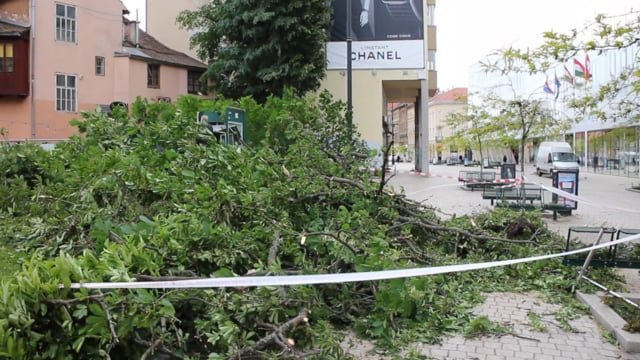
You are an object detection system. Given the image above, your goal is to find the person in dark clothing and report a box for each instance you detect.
[592,154,598,172]
[503,155,507,164]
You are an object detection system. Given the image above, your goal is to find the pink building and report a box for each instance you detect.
[0,0,206,143]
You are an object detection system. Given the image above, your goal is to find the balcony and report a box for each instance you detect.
[0,23,30,97]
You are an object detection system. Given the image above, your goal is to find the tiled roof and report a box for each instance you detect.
[121,25,206,70]
[0,19,29,37]
[430,87,468,103]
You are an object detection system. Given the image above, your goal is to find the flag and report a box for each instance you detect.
[563,63,575,85]
[584,53,591,79]
[554,73,560,101]
[574,58,587,78]
[543,78,554,95]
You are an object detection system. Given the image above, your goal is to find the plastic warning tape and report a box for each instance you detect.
[67,233,640,290]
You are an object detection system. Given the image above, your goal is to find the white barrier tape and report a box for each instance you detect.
[67,233,640,290]
[522,177,640,215]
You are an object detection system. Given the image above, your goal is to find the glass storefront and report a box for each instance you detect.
[567,126,640,178]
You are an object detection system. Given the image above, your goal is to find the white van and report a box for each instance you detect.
[535,141,579,176]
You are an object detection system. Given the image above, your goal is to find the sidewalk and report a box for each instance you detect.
[378,164,640,359]
[343,293,640,359]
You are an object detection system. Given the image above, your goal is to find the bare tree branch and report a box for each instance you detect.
[232,308,311,360]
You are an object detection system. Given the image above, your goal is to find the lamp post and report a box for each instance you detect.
[346,0,353,136]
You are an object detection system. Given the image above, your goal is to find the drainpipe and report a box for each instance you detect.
[29,0,36,139]
[135,10,140,47]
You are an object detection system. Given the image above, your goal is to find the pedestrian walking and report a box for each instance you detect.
[592,154,598,172]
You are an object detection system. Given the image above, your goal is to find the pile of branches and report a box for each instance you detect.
[0,92,567,359]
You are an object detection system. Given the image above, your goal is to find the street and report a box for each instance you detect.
[387,162,640,237]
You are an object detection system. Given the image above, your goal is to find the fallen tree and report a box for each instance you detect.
[0,91,601,359]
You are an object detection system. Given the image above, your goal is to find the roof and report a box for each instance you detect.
[429,88,468,104]
[120,22,206,70]
[0,18,29,37]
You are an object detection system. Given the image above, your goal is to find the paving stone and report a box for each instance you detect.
[446,350,468,359]
[514,351,536,359]
[536,341,557,350]
[500,336,519,345]
[502,343,521,352]
[486,355,505,360]
[457,344,478,353]
[533,354,555,360]
[596,348,623,358]
[495,348,515,357]
[540,347,561,356]
[475,346,496,355]
[440,342,459,351]
[448,336,466,345]
[561,350,581,359]
[521,345,542,354]
[427,348,449,357]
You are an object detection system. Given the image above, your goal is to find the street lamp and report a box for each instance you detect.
[346,0,353,136]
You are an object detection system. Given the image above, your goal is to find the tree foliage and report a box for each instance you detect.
[483,10,640,124]
[445,102,499,171]
[177,0,331,102]
[0,92,598,359]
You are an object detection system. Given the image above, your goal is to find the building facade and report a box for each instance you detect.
[145,0,438,170]
[0,0,206,142]
[469,42,639,177]
[427,87,467,162]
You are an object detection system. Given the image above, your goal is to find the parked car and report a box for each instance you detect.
[446,155,461,166]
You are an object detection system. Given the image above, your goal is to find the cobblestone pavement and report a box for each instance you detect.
[342,292,640,359]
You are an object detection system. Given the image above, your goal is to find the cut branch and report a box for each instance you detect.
[268,229,283,267]
[322,176,366,192]
[397,217,538,244]
[304,231,359,255]
[44,294,105,306]
[135,274,201,282]
[232,308,310,360]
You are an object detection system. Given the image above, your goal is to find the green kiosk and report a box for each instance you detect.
[197,107,247,145]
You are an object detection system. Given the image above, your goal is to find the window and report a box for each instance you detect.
[56,4,76,43]
[427,4,435,26]
[187,70,206,94]
[147,64,160,88]
[0,43,14,72]
[95,56,105,76]
[56,74,77,112]
[427,50,436,70]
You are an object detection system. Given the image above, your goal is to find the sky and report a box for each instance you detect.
[121,0,638,91]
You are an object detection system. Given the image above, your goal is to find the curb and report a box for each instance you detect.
[576,291,640,353]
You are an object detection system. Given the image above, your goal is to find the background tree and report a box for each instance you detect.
[178,0,331,102]
[486,10,640,124]
[445,104,497,174]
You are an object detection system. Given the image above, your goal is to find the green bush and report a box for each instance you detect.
[0,92,606,358]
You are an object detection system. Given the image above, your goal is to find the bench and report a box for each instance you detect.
[458,171,496,183]
[563,227,640,268]
[459,171,497,191]
[482,185,543,207]
[483,161,502,169]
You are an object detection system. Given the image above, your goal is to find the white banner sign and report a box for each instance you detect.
[327,40,425,70]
